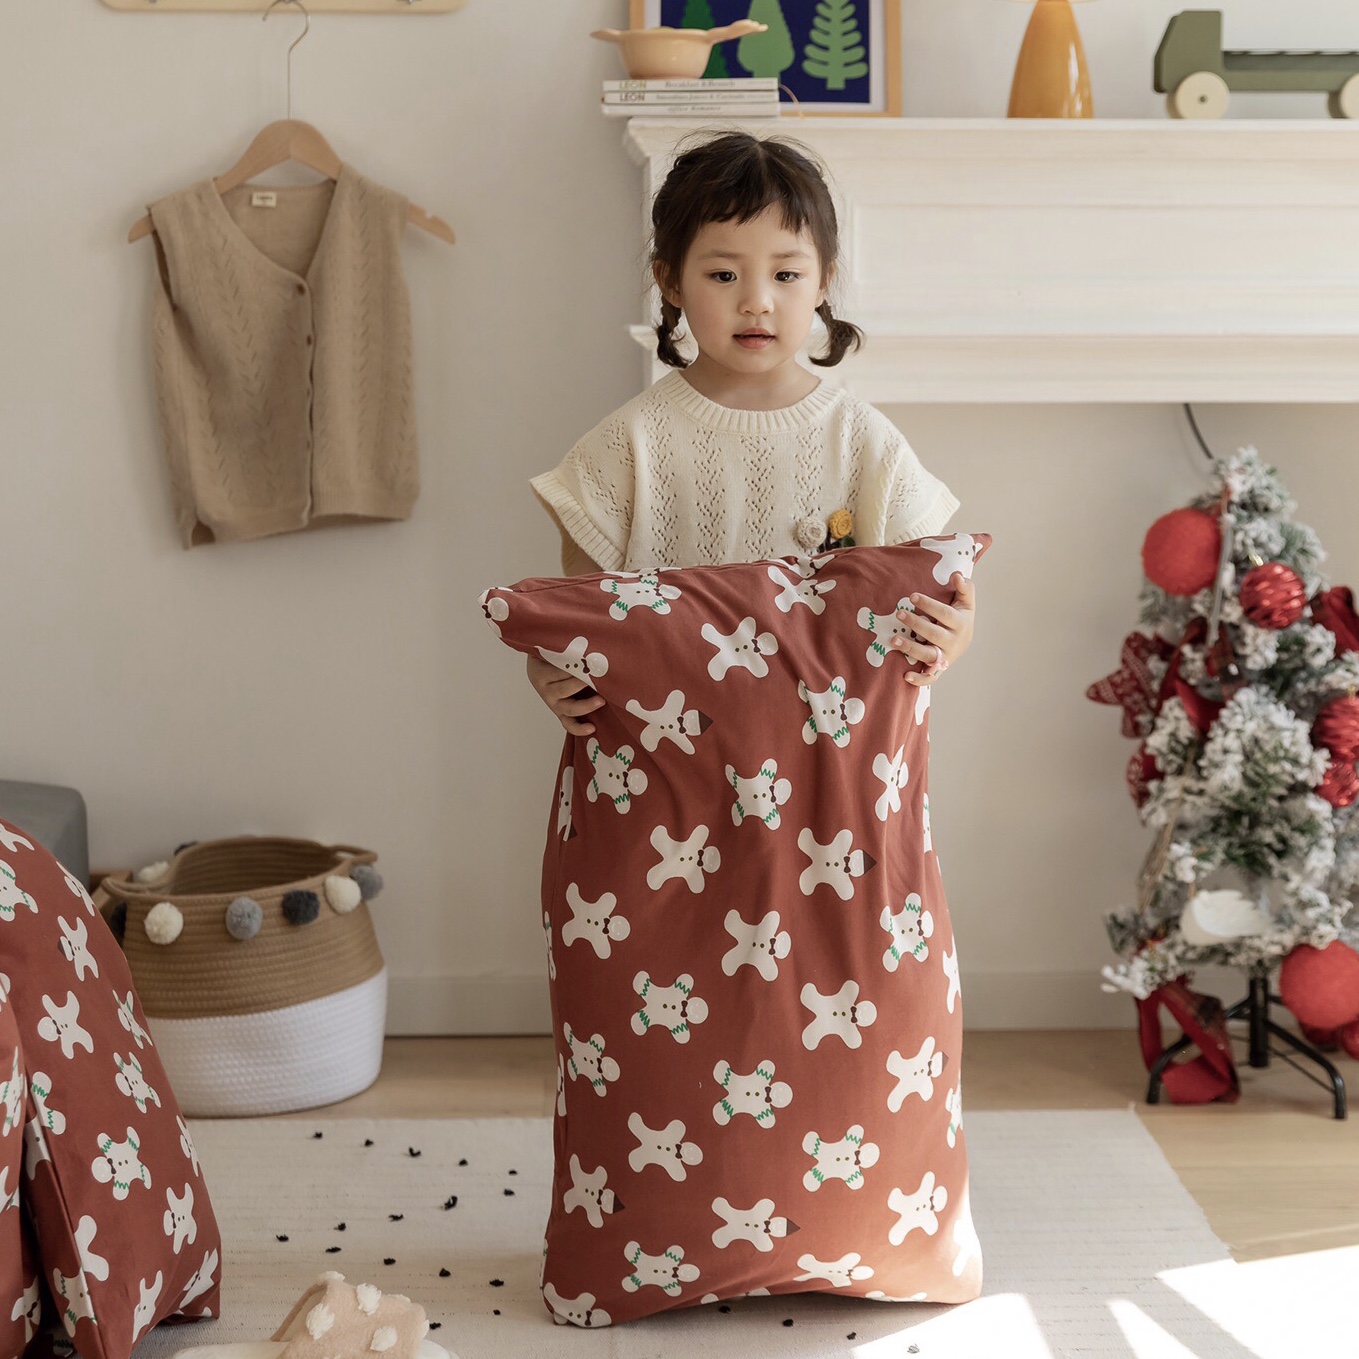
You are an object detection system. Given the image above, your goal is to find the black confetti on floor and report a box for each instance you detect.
[408,1147,422,1158]
[442,1196,458,1210]
[489,1279,504,1288]
[439,1269,450,1278]
[275,1235,289,1243]
[907,1348,919,1355]
[335,1223,346,1231]
[507,1169,517,1175]
[325,1247,341,1255]
[502,1188,515,1197]
[389,1213,404,1222]
[383,1258,395,1266]
[492,1310,500,1317]
[429,1323,442,1331]
[782,1318,794,1327]
[312,1132,323,1140]
[458,1158,468,1167]
[364,1139,374,1148]
[847,1334,856,1341]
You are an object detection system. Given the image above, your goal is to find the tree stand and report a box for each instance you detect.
[1147,964,1348,1119]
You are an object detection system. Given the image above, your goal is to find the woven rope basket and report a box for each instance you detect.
[100,836,387,1116]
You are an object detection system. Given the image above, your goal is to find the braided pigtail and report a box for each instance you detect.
[810,302,864,368]
[655,297,691,369]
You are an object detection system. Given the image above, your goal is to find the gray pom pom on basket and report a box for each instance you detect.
[225,895,263,940]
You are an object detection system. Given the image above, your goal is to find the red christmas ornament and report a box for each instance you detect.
[1318,760,1359,808]
[1311,586,1359,654]
[1279,941,1359,1033]
[1141,508,1221,597]
[1313,696,1359,762]
[1239,562,1307,630]
[1086,631,1176,739]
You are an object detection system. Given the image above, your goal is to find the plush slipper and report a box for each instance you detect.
[172,1272,454,1359]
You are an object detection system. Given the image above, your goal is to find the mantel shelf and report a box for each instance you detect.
[624,118,1359,403]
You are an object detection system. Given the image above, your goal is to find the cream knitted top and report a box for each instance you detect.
[149,163,418,548]
[531,370,959,572]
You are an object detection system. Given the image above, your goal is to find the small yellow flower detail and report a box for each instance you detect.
[827,509,854,542]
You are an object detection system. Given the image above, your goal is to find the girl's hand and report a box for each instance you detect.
[527,654,607,735]
[889,573,977,687]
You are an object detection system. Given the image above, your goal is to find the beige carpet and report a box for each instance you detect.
[127,1110,1314,1359]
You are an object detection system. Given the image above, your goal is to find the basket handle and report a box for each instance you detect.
[330,843,378,867]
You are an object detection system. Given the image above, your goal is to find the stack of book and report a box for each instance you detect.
[601,77,781,119]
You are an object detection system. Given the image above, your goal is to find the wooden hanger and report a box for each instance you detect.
[127,0,453,245]
[127,119,455,244]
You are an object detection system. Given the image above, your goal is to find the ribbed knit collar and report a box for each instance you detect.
[657,369,844,434]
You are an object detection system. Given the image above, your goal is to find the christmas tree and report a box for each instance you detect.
[679,0,730,78]
[1090,447,1359,1000]
[739,0,795,79]
[803,0,869,91]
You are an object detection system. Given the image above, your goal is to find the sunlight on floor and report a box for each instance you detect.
[852,1294,1053,1359]
[1158,1244,1359,1359]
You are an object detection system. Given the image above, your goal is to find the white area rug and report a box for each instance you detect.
[128,1111,1322,1359]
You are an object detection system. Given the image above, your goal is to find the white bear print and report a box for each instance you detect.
[91,1128,152,1199]
[584,739,648,813]
[922,791,932,851]
[628,1112,703,1181]
[881,895,934,971]
[1,1049,23,1136]
[888,1172,949,1244]
[536,635,609,686]
[797,828,875,901]
[887,1037,948,1112]
[856,598,916,667]
[477,588,509,639]
[181,1248,219,1311]
[600,572,682,620]
[920,534,981,585]
[563,1155,620,1229]
[27,1070,65,1139]
[0,1168,17,1214]
[116,991,150,1049]
[38,992,94,1060]
[712,1059,792,1128]
[721,909,790,981]
[794,1253,874,1287]
[0,827,33,854]
[63,869,96,916]
[114,1052,161,1114]
[556,765,575,842]
[543,911,556,981]
[727,760,792,830]
[943,942,962,1013]
[803,1125,880,1191]
[51,1262,96,1332]
[873,747,910,821]
[556,1053,566,1117]
[768,563,837,614]
[164,1183,197,1253]
[563,1024,620,1097]
[560,883,630,959]
[951,1185,982,1279]
[12,1277,40,1343]
[543,1282,611,1328]
[916,680,931,727]
[0,861,37,921]
[646,824,720,892]
[711,1197,795,1253]
[632,972,708,1043]
[800,980,877,1051]
[176,1115,200,1176]
[702,617,779,680]
[621,1241,700,1296]
[799,677,865,747]
[626,690,710,754]
[945,1081,964,1148]
[57,916,99,981]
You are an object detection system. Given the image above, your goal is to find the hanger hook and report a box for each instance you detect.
[263,0,309,122]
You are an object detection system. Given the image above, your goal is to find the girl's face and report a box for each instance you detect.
[659,207,828,387]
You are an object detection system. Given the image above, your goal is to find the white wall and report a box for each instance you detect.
[3,2,1356,1032]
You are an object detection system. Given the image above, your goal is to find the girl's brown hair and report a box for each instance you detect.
[650,131,863,370]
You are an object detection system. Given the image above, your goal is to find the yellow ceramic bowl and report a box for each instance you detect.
[591,21,767,81]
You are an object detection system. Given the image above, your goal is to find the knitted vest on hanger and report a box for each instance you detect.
[148,163,418,548]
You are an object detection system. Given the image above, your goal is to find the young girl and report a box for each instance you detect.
[528,130,975,732]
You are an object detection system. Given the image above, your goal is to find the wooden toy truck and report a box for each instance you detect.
[1155,10,1359,119]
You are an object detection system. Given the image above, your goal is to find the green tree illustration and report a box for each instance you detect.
[680,0,731,78]
[803,0,868,91]
[738,0,795,79]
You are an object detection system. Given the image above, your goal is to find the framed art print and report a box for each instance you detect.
[630,0,903,116]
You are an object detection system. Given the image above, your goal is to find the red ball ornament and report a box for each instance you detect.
[1279,941,1359,1033]
[1239,562,1307,630]
[1313,695,1359,763]
[1141,508,1221,597]
[1318,760,1359,808]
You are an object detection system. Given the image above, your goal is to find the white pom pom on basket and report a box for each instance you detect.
[98,836,386,1116]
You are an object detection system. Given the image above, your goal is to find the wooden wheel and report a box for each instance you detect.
[1169,71,1230,119]
[1330,73,1359,120]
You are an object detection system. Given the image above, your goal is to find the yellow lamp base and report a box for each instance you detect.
[1008,0,1093,119]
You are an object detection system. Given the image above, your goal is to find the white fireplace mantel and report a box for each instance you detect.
[624,118,1359,403]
